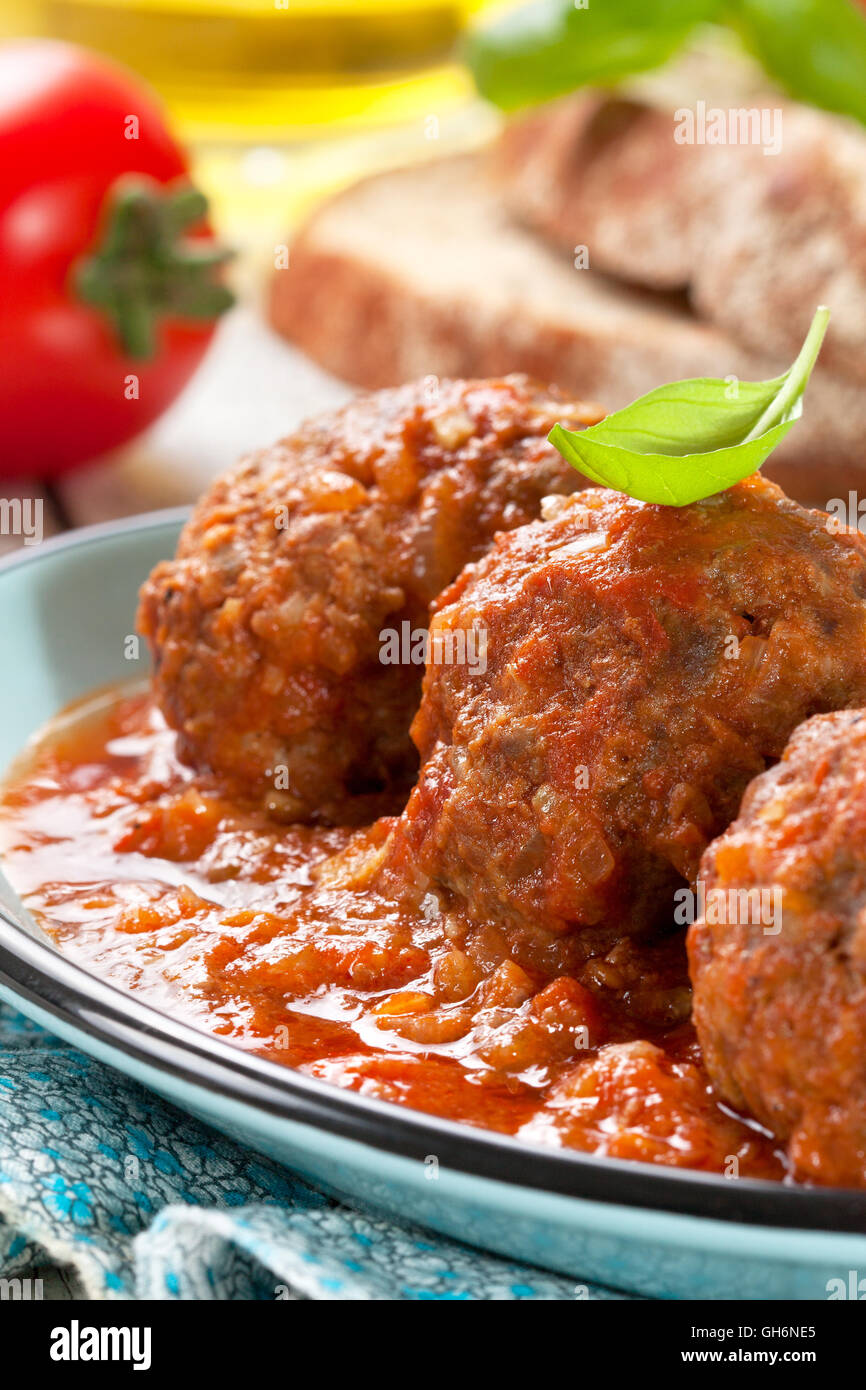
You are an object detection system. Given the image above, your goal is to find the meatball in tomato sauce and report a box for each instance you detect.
[378,477,866,958]
[138,377,600,823]
[689,708,866,1187]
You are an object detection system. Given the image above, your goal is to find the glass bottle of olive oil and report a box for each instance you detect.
[23,0,496,138]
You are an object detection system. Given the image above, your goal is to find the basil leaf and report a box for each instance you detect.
[549,306,829,506]
[466,0,720,112]
[730,0,866,127]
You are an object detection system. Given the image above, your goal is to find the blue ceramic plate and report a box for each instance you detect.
[0,512,864,1300]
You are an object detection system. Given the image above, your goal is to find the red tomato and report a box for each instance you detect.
[0,41,233,477]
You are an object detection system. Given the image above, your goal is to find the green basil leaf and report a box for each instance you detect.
[730,0,866,127]
[466,0,720,112]
[549,306,829,506]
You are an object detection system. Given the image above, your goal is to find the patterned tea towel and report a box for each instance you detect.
[0,1003,629,1301]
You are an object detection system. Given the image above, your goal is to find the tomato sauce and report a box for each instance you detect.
[0,686,786,1180]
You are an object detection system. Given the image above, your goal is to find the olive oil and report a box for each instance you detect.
[32,0,494,137]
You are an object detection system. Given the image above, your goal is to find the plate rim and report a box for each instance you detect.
[1,509,865,1235]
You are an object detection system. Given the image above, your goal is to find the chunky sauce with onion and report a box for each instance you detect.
[0,686,786,1180]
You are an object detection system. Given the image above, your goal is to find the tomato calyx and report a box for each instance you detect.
[73,176,235,360]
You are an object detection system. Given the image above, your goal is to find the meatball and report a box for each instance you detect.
[138,377,601,821]
[378,476,866,963]
[689,708,866,1187]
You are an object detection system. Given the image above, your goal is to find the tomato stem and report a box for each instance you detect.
[74,176,235,360]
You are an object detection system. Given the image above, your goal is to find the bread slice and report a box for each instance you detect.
[494,92,866,387]
[269,153,866,506]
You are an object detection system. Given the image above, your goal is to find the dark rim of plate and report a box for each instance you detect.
[1,511,865,1236]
